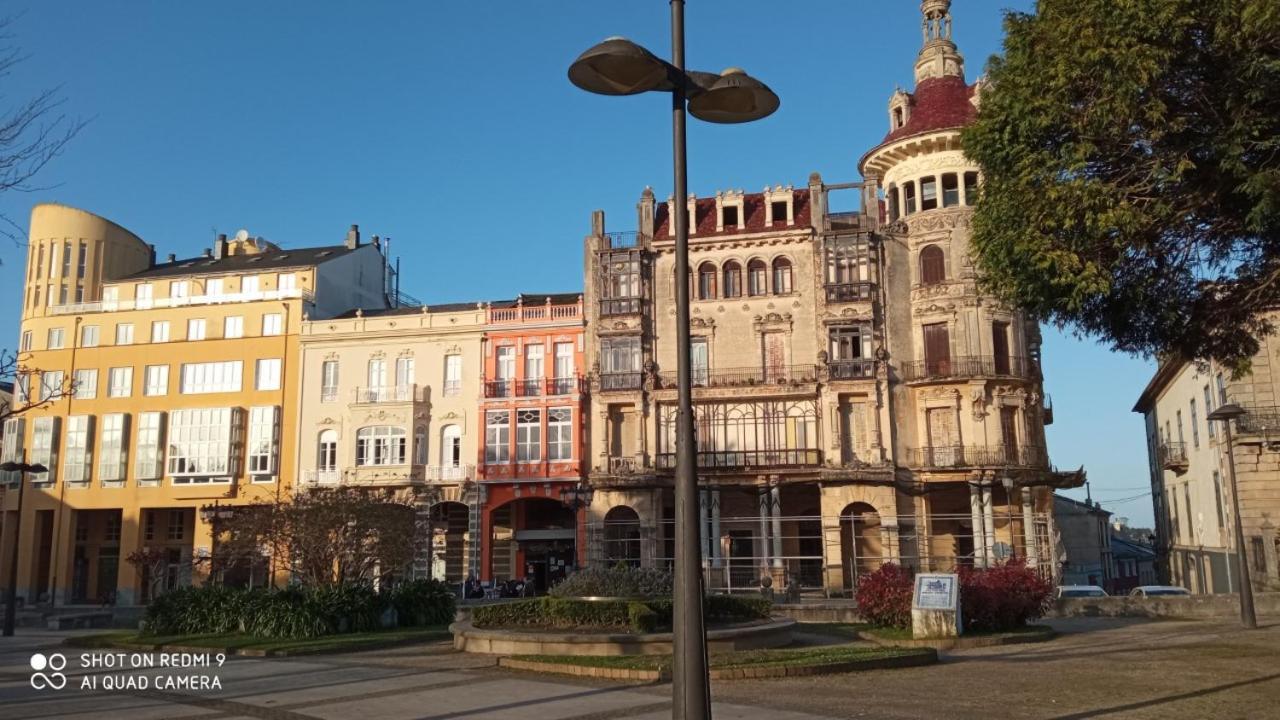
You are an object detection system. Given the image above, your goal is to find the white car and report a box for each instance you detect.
[1057,585,1108,598]
[1129,585,1192,598]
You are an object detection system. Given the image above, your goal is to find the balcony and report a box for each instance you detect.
[487,297,583,324]
[829,359,876,381]
[900,356,1037,383]
[353,385,417,404]
[603,231,645,249]
[487,377,579,398]
[423,464,475,482]
[658,364,819,390]
[1044,394,1054,425]
[301,469,342,485]
[303,464,475,486]
[1236,406,1280,435]
[906,445,1049,469]
[50,287,314,315]
[825,282,875,303]
[656,449,822,470]
[608,456,642,474]
[599,372,644,392]
[1159,442,1189,473]
[600,297,642,317]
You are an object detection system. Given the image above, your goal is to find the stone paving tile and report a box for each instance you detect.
[226,669,477,708]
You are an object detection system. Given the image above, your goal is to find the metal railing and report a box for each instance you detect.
[485,380,512,398]
[656,449,822,470]
[600,297,642,316]
[353,385,416,403]
[603,231,645,249]
[546,377,578,395]
[516,379,543,397]
[906,445,1049,469]
[1159,442,1188,469]
[900,355,1036,382]
[51,287,314,315]
[1237,407,1280,434]
[320,387,338,403]
[442,380,462,397]
[608,456,642,474]
[829,359,876,380]
[599,372,643,392]
[302,469,342,485]
[658,364,819,389]
[825,282,875,303]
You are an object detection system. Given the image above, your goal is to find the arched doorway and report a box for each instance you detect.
[603,506,642,567]
[489,497,577,592]
[840,502,883,591]
[428,501,468,583]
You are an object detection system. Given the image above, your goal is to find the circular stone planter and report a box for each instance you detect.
[857,624,1056,651]
[451,617,797,656]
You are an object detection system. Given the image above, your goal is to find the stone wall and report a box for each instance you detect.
[1050,592,1280,619]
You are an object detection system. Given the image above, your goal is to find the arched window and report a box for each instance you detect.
[414,426,427,465]
[318,430,338,471]
[722,261,742,298]
[604,506,642,567]
[356,426,406,466]
[772,257,793,294]
[697,262,717,300]
[441,424,462,468]
[747,259,768,296]
[920,245,946,286]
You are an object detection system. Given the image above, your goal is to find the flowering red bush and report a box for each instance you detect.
[854,563,914,629]
[958,561,1054,632]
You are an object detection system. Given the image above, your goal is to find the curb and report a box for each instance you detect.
[498,649,937,682]
[857,625,1057,651]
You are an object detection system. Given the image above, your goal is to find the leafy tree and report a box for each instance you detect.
[963,0,1280,370]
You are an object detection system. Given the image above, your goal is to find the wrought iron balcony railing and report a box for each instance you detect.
[1236,406,1280,435]
[829,359,876,380]
[599,371,644,392]
[656,448,822,470]
[546,376,578,395]
[353,385,416,403]
[658,364,819,389]
[906,445,1049,469]
[516,379,543,397]
[825,282,875,303]
[1158,442,1188,470]
[485,380,513,398]
[900,355,1036,382]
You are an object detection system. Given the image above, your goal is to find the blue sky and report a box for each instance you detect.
[0,1,1156,523]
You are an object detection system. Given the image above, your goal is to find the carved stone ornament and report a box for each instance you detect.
[319,417,337,425]
[370,350,386,360]
[970,388,990,421]
[324,352,340,361]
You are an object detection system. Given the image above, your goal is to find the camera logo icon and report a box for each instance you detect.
[30,653,67,690]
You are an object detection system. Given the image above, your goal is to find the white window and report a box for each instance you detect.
[517,409,541,462]
[262,313,283,336]
[179,361,243,394]
[496,346,515,379]
[144,365,169,396]
[525,344,544,380]
[40,370,64,401]
[548,408,572,461]
[277,273,296,292]
[224,316,244,339]
[20,330,32,352]
[205,278,224,297]
[135,283,154,308]
[601,337,640,373]
[441,424,462,468]
[187,319,206,341]
[554,342,574,379]
[167,407,238,481]
[98,413,128,484]
[73,369,98,400]
[356,426,406,466]
[0,418,24,486]
[248,406,279,478]
[414,426,427,465]
[255,359,281,391]
[318,429,338,471]
[80,325,99,348]
[151,320,170,343]
[485,411,510,463]
[30,417,58,483]
[64,415,93,484]
[115,323,134,346]
[108,367,133,398]
[444,355,462,396]
[48,327,64,350]
[321,360,339,401]
[241,275,260,294]
[135,412,165,481]
[102,285,119,309]
[367,358,387,390]
[169,280,190,299]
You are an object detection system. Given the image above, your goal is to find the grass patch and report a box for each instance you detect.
[515,644,924,672]
[65,626,451,655]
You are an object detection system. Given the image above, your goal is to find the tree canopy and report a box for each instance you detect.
[963,0,1280,370]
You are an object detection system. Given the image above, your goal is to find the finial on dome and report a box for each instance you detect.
[914,0,964,84]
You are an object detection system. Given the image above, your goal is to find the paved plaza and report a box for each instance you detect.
[1,618,1278,720]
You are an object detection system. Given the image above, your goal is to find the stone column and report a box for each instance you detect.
[1021,488,1039,566]
[698,489,710,566]
[757,488,771,578]
[770,485,784,571]
[982,483,997,563]
[969,483,987,567]
[710,489,723,568]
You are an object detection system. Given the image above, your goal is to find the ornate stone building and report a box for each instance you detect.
[579,0,1081,594]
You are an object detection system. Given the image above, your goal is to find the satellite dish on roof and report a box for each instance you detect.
[234,229,250,243]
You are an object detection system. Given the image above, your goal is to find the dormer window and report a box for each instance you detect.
[771,201,787,224]
[723,206,739,228]
[667,195,699,237]
[893,107,905,128]
[715,190,745,232]
[762,186,794,226]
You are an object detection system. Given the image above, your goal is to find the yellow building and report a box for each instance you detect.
[0,204,392,606]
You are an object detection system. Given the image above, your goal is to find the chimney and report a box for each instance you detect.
[202,248,212,258]
[345,224,360,249]
[214,233,228,259]
[166,253,176,263]
[147,244,156,266]
[371,234,381,251]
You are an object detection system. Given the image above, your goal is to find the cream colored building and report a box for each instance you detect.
[295,303,489,583]
[1135,335,1280,593]
[0,205,392,606]
[580,0,1080,595]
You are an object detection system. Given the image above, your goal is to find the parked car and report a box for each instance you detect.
[1129,585,1192,598]
[1057,585,1109,598]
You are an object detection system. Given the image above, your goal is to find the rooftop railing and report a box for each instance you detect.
[906,445,1049,469]
[487,297,583,324]
[50,287,314,315]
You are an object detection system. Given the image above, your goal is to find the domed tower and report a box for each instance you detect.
[859,1,1061,575]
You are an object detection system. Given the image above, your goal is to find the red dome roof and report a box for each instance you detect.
[881,75,977,144]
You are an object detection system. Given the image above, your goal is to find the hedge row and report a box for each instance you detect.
[143,580,455,639]
[471,595,772,633]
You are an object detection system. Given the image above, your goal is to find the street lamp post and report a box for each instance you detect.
[1206,403,1257,629]
[569,6,779,718]
[2,457,49,637]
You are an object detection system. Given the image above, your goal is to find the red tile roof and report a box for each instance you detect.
[654,189,813,239]
[881,76,977,145]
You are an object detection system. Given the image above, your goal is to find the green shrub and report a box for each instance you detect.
[549,564,673,598]
[388,579,456,627]
[242,586,331,639]
[143,582,393,640]
[627,602,658,633]
[705,595,772,622]
[143,585,255,636]
[471,594,771,634]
